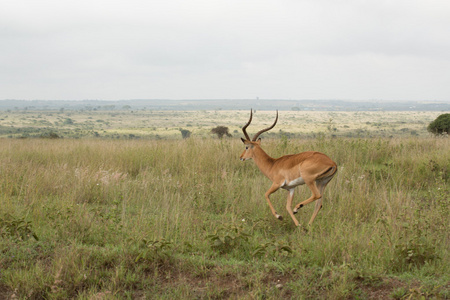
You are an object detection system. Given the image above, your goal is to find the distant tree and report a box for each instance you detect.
[180,129,191,139]
[39,132,61,139]
[211,126,232,139]
[63,118,74,125]
[427,113,450,135]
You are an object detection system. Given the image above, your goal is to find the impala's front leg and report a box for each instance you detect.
[265,183,282,220]
[286,189,300,227]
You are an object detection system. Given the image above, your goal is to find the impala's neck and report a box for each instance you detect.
[252,146,275,179]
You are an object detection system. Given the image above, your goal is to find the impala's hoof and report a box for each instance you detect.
[293,205,303,214]
[276,214,283,221]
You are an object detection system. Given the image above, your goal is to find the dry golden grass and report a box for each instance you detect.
[0,109,442,139]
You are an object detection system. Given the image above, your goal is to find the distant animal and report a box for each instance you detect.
[239,110,337,227]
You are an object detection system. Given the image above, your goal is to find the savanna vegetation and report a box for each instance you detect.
[0,109,443,140]
[428,113,450,135]
[0,133,449,298]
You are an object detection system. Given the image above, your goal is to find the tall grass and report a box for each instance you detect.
[0,137,448,299]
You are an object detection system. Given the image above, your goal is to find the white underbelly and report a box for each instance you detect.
[281,177,306,189]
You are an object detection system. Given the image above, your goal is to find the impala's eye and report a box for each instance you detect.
[245,146,249,150]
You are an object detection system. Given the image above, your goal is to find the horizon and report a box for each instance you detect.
[1,98,449,112]
[2,99,449,103]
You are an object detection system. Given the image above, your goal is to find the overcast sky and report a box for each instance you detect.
[1,0,450,101]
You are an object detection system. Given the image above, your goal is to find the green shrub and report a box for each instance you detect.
[427,113,450,135]
[207,222,251,254]
[0,213,39,241]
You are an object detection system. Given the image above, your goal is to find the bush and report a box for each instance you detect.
[39,132,61,139]
[427,113,450,135]
[179,129,191,139]
[211,126,232,139]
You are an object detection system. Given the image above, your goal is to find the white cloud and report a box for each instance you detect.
[1,0,450,100]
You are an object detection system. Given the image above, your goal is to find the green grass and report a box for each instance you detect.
[0,137,449,299]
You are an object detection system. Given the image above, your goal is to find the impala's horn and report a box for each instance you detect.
[252,110,278,141]
[241,109,253,141]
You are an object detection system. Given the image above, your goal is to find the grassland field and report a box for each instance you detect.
[0,109,443,139]
[0,109,449,299]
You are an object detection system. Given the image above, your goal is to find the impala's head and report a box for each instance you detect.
[240,109,278,161]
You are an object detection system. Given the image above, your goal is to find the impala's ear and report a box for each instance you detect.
[241,137,246,143]
[256,138,261,144]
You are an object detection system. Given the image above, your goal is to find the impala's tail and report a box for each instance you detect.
[318,165,337,183]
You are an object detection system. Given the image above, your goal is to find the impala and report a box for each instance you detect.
[240,110,337,227]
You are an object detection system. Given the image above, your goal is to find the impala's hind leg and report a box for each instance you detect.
[293,180,321,214]
[308,185,325,225]
[308,176,333,225]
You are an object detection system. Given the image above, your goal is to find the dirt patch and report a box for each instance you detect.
[357,277,404,299]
